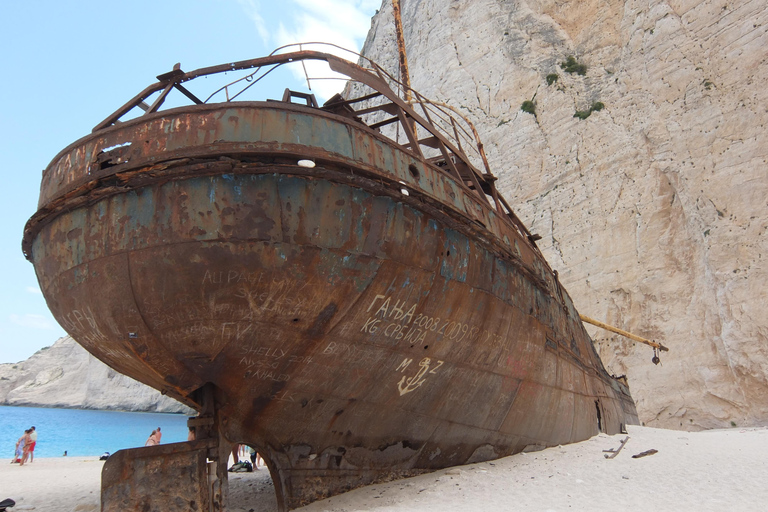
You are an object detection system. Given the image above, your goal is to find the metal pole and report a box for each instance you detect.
[580,314,669,352]
[392,0,411,102]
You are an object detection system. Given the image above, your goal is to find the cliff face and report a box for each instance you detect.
[0,336,192,414]
[360,0,768,430]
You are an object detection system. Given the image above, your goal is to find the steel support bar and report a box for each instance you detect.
[580,315,669,351]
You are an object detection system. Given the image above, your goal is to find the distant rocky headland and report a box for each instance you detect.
[0,336,192,414]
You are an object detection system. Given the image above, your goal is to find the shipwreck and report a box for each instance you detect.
[23,45,638,511]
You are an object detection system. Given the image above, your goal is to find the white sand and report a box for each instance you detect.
[3,426,767,512]
[0,456,103,511]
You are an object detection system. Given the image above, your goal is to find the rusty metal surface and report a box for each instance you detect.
[392,0,412,101]
[24,47,638,510]
[101,440,213,512]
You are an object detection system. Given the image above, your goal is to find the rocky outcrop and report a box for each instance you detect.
[359,0,768,430]
[0,336,192,414]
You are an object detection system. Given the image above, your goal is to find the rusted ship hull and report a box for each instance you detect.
[24,50,637,510]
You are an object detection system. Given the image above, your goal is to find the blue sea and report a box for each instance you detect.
[0,405,191,459]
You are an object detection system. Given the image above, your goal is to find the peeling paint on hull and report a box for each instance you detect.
[23,50,637,511]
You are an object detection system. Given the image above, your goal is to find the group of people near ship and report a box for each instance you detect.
[186,422,261,472]
[12,426,36,465]
[144,427,162,446]
[229,443,262,472]
[142,424,261,472]
[11,423,263,470]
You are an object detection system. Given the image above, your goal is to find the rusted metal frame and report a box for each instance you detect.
[353,100,399,117]
[369,60,392,86]
[411,96,477,157]
[446,149,486,201]
[93,51,330,131]
[327,91,382,107]
[92,81,198,132]
[476,141,492,175]
[417,136,439,149]
[175,50,329,83]
[300,57,312,91]
[412,97,493,182]
[417,97,487,202]
[413,90,489,199]
[410,93,468,184]
[551,269,568,312]
[93,82,168,131]
[434,142,463,183]
[443,111,475,157]
[91,50,487,214]
[145,81,176,114]
[392,0,412,103]
[174,83,203,105]
[485,175,505,215]
[442,103,493,176]
[81,47,536,254]
[282,89,318,107]
[92,51,372,132]
[211,63,282,103]
[448,116,465,157]
[327,57,481,182]
[370,116,399,130]
[496,193,533,239]
[413,91,474,155]
[395,107,423,158]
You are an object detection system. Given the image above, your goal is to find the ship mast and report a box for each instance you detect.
[392,0,411,102]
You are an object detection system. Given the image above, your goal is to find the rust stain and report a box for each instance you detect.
[23,47,637,511]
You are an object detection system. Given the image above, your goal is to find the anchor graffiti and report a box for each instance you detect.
[397,357,433,396]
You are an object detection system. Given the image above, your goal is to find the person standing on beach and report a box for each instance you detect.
[155,427,162,444]
[13,431,26,463]
[231,443,241,465]
[19,430,32,466]
[145,430,158,446]
[27,427,37,463]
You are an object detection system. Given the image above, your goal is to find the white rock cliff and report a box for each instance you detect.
[358,0,768,430]
[0,336,191,414]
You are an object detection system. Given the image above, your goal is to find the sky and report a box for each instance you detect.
[0,0,381,363]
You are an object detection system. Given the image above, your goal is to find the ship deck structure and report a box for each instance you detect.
[23,45,638,511]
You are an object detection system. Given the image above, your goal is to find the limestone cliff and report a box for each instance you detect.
[0,336,192,414]
[359,0,768,430]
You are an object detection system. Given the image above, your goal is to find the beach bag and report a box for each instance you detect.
[228,461,253,472]
[235,461,253,472]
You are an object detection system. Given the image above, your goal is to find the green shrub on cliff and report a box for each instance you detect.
[521,100,536,115]
[560,56,587,75]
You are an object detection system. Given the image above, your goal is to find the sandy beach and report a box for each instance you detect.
[2,425,766,511]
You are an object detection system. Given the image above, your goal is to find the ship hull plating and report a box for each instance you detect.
[26,96,637,508]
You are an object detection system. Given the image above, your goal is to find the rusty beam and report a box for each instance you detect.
[580,315,670,351]
[392,0,412,102]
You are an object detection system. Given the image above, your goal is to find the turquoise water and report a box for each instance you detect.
[0,405,190,458]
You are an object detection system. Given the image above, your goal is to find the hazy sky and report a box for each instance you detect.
[0,0,380,363]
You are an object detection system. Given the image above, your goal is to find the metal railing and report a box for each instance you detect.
[91,43,537,244]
